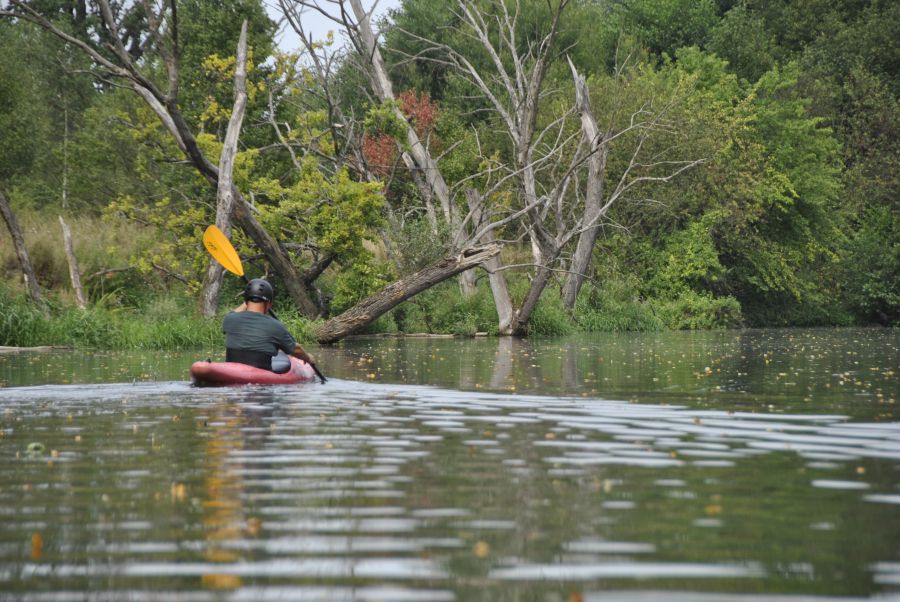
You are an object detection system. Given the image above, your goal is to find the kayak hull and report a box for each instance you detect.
[190,357,316,386]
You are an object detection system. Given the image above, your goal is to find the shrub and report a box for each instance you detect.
[48,306,120,347]
[527,294,576,336]
[388,280,498,335]
[360,313,400,335]
[0,286,49,346]
[576,296,664,332]
[651,291,743,329]
[573,279,664,332]
[329,260,394,315]
[390,300,430,333]
[839,206,899,325]
[391,218,451,274]
[433,283,498,335]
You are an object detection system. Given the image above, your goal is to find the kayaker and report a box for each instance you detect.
[223,278,316,373]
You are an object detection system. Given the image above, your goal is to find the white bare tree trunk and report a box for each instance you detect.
[465,189,514,334]
[562,57,607,309]
[58,215,86,309]
[199,21,248,318]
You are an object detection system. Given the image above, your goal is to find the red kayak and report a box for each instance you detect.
[190,357,316,386]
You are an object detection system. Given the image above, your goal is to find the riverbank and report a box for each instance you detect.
[0,346,69,353]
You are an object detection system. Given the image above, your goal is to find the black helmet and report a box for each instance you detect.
[243,278,274,302]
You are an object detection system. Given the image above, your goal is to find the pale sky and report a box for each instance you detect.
[264,0,401,52]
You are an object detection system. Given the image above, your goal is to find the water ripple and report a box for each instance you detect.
[0,379,897,598]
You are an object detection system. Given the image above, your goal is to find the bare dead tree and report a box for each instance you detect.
[58,215,87,309]
[198,20,248,318]
[0,190,49,315]
[560,57,706,309]
[394,0,573,334]
[395,2,706,332]
[273,0,707,336]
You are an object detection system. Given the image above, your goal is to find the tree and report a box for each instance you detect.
[0,24,39,182]
[706,3,776,83]
[0,189,49,314]
[560,57,705,309]
[1,0,321,315]
[600,49,844,326]
[198,21,249,317]
[0,19,95,210]
[617,0,718,59]
[386,0,705,333]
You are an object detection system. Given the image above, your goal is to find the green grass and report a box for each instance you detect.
[0,291,50,346]
[0,284,221,349]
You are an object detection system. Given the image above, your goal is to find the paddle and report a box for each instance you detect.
[203,225,327,383]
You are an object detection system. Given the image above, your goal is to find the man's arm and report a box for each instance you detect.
[291,343,315,366]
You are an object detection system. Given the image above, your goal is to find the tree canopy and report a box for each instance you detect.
[1,0,896,336]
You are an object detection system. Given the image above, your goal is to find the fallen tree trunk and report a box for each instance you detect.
[314,244,501,343]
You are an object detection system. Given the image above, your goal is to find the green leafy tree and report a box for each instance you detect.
[0,20,95,209]
[0,24,40,182]
[176,0,276,141]
[706,3,776,82]
[598,49,843,326]
[615,0,719,59]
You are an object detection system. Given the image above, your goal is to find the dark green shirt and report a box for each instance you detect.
[222,311,296,356]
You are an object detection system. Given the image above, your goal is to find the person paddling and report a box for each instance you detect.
[223,278,317,373]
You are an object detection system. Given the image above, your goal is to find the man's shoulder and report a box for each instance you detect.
[224,310,271,324]
[247,311,286,328]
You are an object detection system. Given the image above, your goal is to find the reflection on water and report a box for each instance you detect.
[1,329,896,417]
[0,371,898,600]
[0,328,897,600]
[325,330,898,416]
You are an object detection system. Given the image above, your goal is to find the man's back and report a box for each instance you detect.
[223,311,297,368]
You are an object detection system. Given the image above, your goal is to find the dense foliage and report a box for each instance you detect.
[0,0,896,348]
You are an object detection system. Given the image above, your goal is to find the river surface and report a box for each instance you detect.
[0,328,897,601]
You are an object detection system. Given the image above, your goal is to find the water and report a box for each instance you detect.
[0,328,897,601]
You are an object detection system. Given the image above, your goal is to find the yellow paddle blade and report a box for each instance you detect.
[203,225,244,277]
